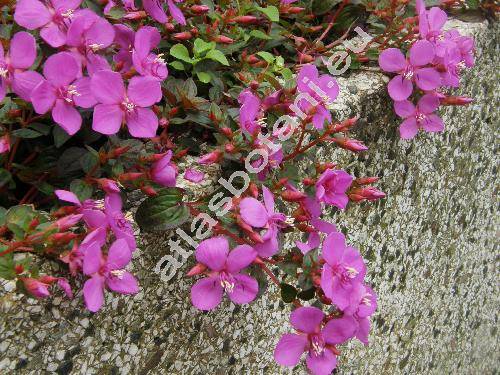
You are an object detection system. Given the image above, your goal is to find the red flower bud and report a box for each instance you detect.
[123,10,147,20]
[440,96,474,106]
[303,178,315,186]
[355,177,379,185]
[191,4,210,14]
[220,127,233,137]
[248,183,259,198]
[224,143,236,153]
[165,23,176,32]
[172,32,193,41]
[281,190,306,202]
[20,277,51,298]
[334,138,368,152]
[349,187,386,202]
[186,263,207,276]
[119,172,144,182]
[213,35,234,44]
[141,185,158,196]
[230,15,259,24]
[287,6,305,14]
[198,150,222,165]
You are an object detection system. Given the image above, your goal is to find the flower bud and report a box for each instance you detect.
[97,178,120,193]
[0,135,10,154]
[123,10,147,20]
[119,172,145,182]
[349,187,386,202]
[187,263,207,276]
[213,35,234,44]
[230,15,259,24]
[334,138,368,152]
[55,214,82,231]
[165,23,176,32]
[172,32,193,41]
[287,6,305,14]
[198,150,222,165]
[21,277,51,298]
[281,190,306,202]
[224,143,236,153]
[248,183,259,198]
[220,127,233,137]
[355,177,379,185]
[141,185,158,196]
[440,96,474,106]
[191,4,210,14]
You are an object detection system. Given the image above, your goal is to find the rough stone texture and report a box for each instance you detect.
[0,15,498,375]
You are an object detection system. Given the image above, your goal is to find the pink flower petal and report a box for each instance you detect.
[290,306,324,334]
[399,117,419,139]
[127,76,161,107]
[73,77,97,108]
[43,52,79,87]
[82,242,103,275]
[274,333,307,367]
[40,23,66,48]
[322,232,346,266]
[239,197,268,228]
[409,40,435,67]
[227,274,258,304]
[190,276,223,310]
[92,104,123,135]
[10,31,37,69]
[378,48,407,73]
[183,168,204,183]
[91,70,125,104]
[167,0,186,25]
[226,245,256,273]
[106,271,139,294]
[422,114,444,133]
[55,189,81,206]
[11,71,43,101]
[126,107,158,138]
[415,67,441,91]
[393,100,416,118]
[387,75,413,101]
[52,99,82,135]
[143,0,168,23]
[14,0,51,30]
[305,349,337,375]
[322,315,358,345]
[417,94,440,114]
[195,236,229,271]
[83,275,105,312]
[30,80,56,114]
[107,239,131,269]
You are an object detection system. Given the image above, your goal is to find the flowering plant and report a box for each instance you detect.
[0,0,481,372]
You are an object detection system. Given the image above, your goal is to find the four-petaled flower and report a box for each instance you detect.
[132,26,168,81]
[151,150,178,187]
[190,236,258,310]
[90,70,161,138]
[274,306,357,375]
[315,169,353,210]
[83,238,139,312]
[31,52,95,135]
[394,94,444,139]
[143,0,186,25]
[378,40,441,101]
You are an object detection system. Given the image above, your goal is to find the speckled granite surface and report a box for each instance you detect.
[0,15,498,375]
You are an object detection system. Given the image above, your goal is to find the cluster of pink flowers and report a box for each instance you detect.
[378,0,475,139]
[54,185,138,312]
[13,0,176,137]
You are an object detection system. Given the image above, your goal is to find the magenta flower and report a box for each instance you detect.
[14,0,83,48]
[417,3,448,47]
[190,236,258,310]
[20,277,51,298]
[113,24,135,72]
[132,26,168,81]
[394,94,443,139]
[239,187,286,257]
[296,218,337,255]
[143,0,186,25]
[341,283,378,345]
[315,169,353,209]
[297,64,339,129]
[151,150,178,187]
[104,193,137,251]
[90,70,161,138]
[238,89,262,135]
[55,190,107,227]
[83,238,139,312]
[66,9,115,75]
[30,52,95,135]
[61,228,107,276]
[184,168,204,183]
[0,135,10,154]
[0,31,42,102]
[320,232,366,311]
[274,306,357,375]
[378,40,441,101]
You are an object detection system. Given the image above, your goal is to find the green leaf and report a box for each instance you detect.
[28,123,51,135]
[53,126,71,148]
[0,207,6,226]
[5,205,37,239]
[70,179,93,201]
[249,30,272,40]
[135,188,190,231]
[0,253,15,280]
[297,288,316,301]
[311,0,342,16]
[196,71,211,83]
[205,49,229,66]
[257,51,275,63]
[280,283,298,303]
[107,5,125,19]
[57,147,87,174]
[170,44,193,63]
[0,169,13,189]
[12,128,43,139]
[80,151,99,173]
[193,38,216,57]
[170,61,185,70]
[256,6,279,22]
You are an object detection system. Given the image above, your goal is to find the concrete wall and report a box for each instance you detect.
[0,14,498,375]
